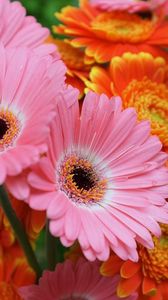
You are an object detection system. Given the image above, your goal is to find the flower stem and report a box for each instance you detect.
[46,220,67,270]
[46,220,57,270]
[0,185,42,279]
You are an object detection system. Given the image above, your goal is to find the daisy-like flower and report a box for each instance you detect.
[47,37,92,98]
[0,44,66,187]
[101,224,168,300]
[28,86,168,262]
[0,0,54,54]
[19,258,137,300]
[85,52,168,151]
[54,0,168,63]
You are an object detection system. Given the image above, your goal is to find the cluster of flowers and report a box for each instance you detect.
[0,0,168,299]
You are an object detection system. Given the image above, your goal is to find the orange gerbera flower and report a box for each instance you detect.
[0,193,45,246]
[9,195,45,243]
[0,282,22,299]
[86,52,168,150]
[101,224,168,300]
[47,36,92,98]
[0,210,36,292]
[0,244,36,287]
[0,243,35,300]
[54,0,168,63]
[0,194,42,298]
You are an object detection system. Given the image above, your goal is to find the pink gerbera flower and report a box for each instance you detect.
[90,0,150,12]
[0,0,54,53]
[0,44,66,186]
[28,87,168,262]
[19,258,137,300]
[90,0,167,13]
[153,0,168,15]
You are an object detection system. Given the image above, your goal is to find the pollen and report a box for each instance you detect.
[122,77,168,147]
[0,282,22,300]
[0,109,21,151]
[91,11,156,43]
[139,224,168,283]
[58,155,107,204]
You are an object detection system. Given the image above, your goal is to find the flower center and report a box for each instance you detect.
[0,109,21,151]
[0,282,22,300]
[58,154,107,204]
[122,77,168,147]
[139,224,168,283]
[91,11,156,43]
[0,119,9,139]
[71,166,95,191]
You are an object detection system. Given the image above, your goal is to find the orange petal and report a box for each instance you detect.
[110,56,129,93]
[147,288,162,300]
[121,260,141,279]
[84,54,95,65]
[100,254,123,277]
[27,210,45,240]
[0,254,4,282]
[66,75,85,99]
[142,276,157,296]
[159,281,168,300]
[117,271,142,297]
[12,261,36,287]
[0,228,15,247]
[89,66,112,96]
[0,283,22,300]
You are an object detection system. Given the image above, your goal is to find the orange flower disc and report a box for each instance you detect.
[123,76,168,147]
[91,12,156,43]
[139,224,168,283]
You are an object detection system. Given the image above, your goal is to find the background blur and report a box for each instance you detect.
[19,0,78,29]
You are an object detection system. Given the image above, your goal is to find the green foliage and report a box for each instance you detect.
[20,0,78,29]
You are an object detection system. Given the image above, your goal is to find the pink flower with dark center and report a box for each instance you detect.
[0,44,66,190]
[28,86,168,262]
[19,258,137,300]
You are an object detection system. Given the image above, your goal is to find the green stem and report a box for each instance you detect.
[55,237,67,263]
[46,220,67,270]
[0,185,42,279]
[46,220,57,270]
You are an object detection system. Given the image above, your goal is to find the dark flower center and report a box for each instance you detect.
[59,155,107,203]
[71,167,95,191]
[137,10,153,19]
[0,118,9,140]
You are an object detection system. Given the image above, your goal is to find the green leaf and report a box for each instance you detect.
[20,0,78,29]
